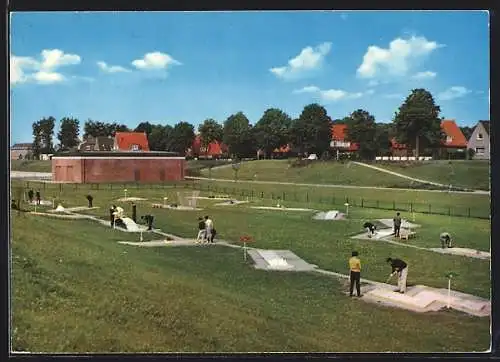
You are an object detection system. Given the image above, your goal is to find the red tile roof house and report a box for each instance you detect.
[113,132,150,151]
[187,135,228,159]
[438,119,468,159]
[330,124,359,160]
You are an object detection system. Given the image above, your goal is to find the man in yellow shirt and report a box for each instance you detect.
[348,251,362,297]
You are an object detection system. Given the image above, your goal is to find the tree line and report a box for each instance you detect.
[28,88,473,160]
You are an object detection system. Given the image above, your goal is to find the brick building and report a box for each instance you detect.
[52,152,186,183]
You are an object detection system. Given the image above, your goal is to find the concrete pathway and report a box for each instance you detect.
[10,171,52,179]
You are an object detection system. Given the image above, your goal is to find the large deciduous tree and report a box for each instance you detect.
[32,117,56,156]
[198,119,224,147]
[134,122,154,137]
[57,117,80,151]
[31,121,42,159]
[253,108,292,158]
[393,88,444,157]
[169,121,195,154]
[149,124,173,151]
[290,103,332,156]
[345,109,378,160]
[84,120,130,139]
[223,112,255,159]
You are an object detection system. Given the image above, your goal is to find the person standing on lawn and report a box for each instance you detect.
[35,190,41,205]
[197,217,206,243]
[204,215,214,243]
[348,251,362,297]
[393,212,402,237]
[386,257,408,293]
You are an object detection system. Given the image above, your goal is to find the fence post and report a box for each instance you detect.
[261,191,264,199]
[346,197,349,204]
[271,192,274,200]
[306,192,309,203]
[410,203,413,213]
[448,207,451,216]
[282,192,285,201]
[376,200,379,208]
[361,199,364,207]
[468,208,471,218]
[428,204,431,213]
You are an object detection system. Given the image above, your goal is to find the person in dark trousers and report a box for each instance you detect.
[86,195,93,208]
[440,232,453,248]
[197,217,206,243]
[386,257,408,293]
[28,189,34,203]
[35,191,41,205]
[393,212,402,237]
[363,222,376,238]
[132,203,137,223]
[109,205,116,227]
[349,251,362,297]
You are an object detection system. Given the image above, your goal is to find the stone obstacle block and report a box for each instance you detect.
[400,231,416,240]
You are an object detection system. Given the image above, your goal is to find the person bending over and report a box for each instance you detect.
[363,222,377,238]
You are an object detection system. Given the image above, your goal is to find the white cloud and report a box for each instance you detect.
[357,36,443,79]
[97,61,131,73]
[412,70,437,79]
[294,85,365,102]
[437,86,472,101]
[39,49,80,70]
[293,85,320,94]
[131,52,181,70]
[368,80,379,87]
[10,49,81,86]
[270,42,332,80]
[32,71,65,84]
[10,56,38,84]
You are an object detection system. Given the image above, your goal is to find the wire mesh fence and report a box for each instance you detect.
[15,180,490,220]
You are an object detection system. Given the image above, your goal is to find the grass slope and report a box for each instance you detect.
[11,160,51,173]
[201,160,419,188]
[12,214,490,352]
[375,160,490,191]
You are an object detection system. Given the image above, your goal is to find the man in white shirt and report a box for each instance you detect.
[204,215,214,243]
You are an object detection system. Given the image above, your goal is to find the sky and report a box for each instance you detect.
[10,11,489,145]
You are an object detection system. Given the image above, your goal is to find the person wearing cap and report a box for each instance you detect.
[386,257,408,293]
[348,251,362,297]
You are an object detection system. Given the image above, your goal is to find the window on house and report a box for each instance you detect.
[446,136,452,144]
[131,144,139,151]
[475,147,485,154]
[477,133,484,140]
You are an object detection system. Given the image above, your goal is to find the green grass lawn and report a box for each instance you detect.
[376,160,490,191]
[12,183,490,297]
[200,159,423,188]
[11,160,52,173]
[11,211,490,352]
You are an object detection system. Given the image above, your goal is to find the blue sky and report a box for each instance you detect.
[10,11,489,144]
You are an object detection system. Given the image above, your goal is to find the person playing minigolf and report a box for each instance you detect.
[439,232,453,248]
[386,257,409,294]
[363,221,377,238]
